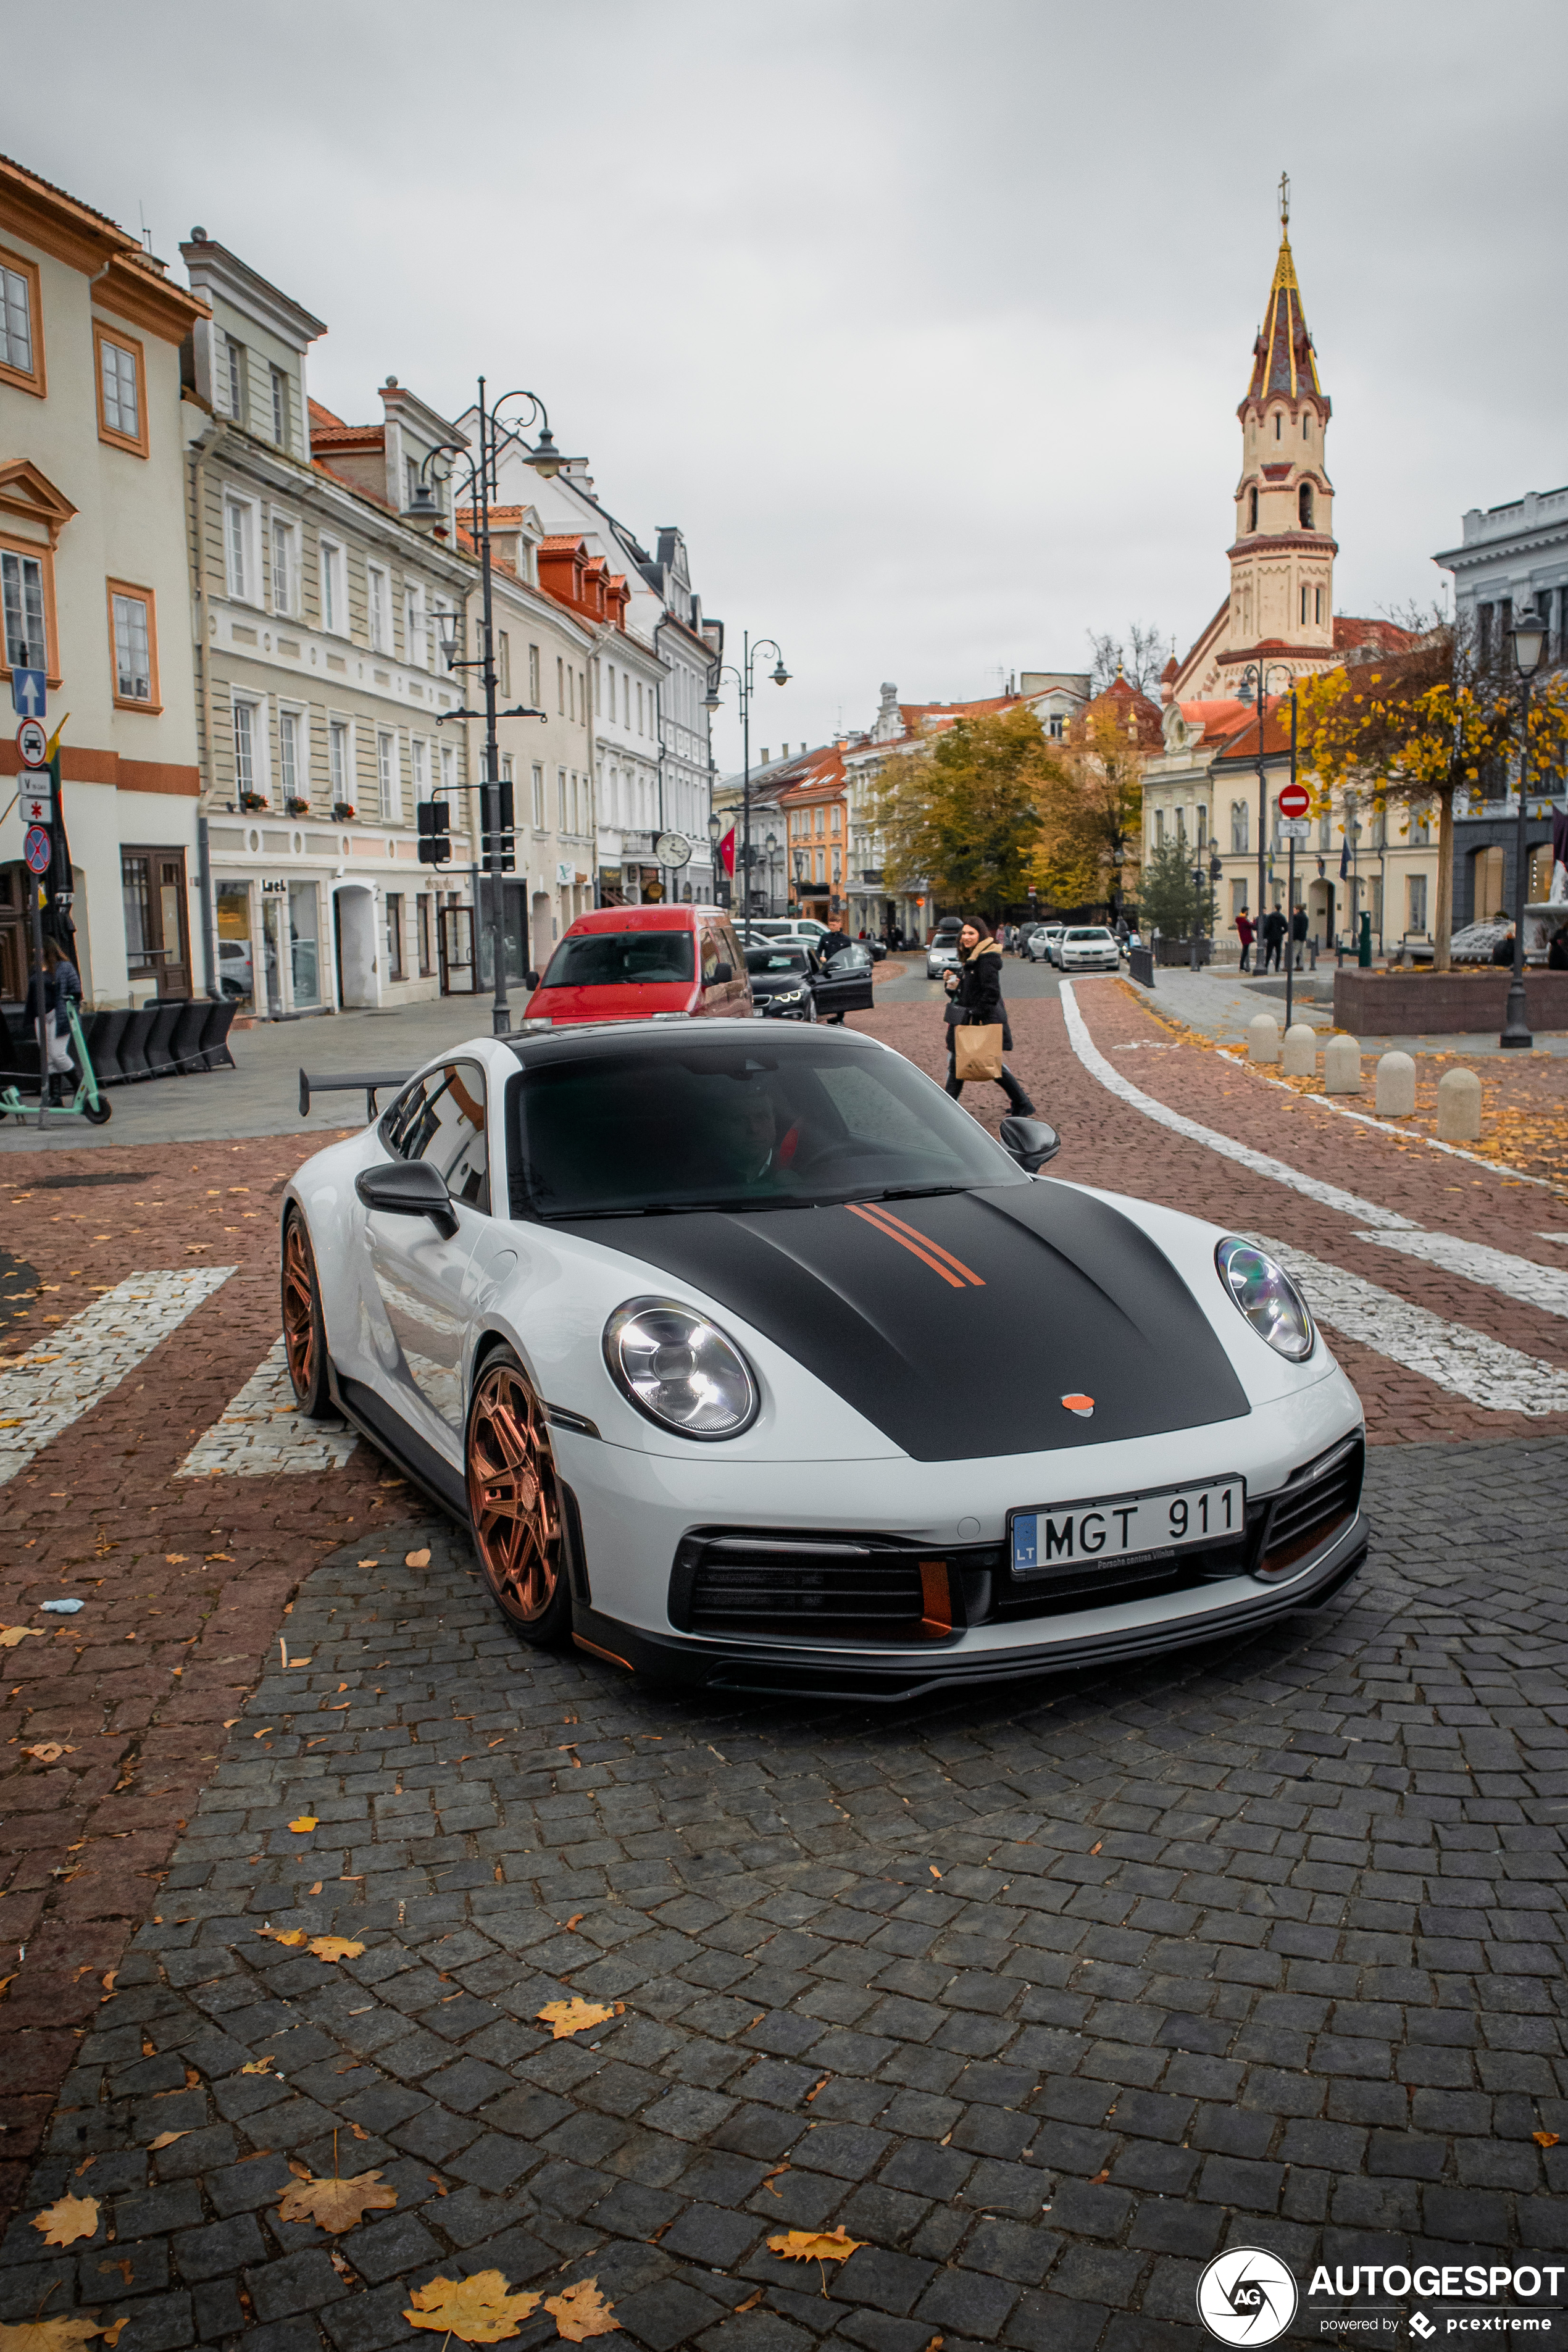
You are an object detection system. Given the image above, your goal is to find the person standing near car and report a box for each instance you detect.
[943,918,1035,1115]
[1291,903,1309,968]
[820,919,852,964]
[1235,906,1255,973]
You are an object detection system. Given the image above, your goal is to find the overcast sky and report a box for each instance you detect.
[23,0,1568,768]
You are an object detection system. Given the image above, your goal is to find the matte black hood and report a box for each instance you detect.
[564,1182,1249,1462]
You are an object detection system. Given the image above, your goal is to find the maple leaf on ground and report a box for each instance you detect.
[239,2056,275,2075]
[288,1817,319,1833]
[31,2195,100,2246]
[307,1936,364,1962]
[1533,2131,1561,2148]
[0,1626,45,1647]
[769,2225,865,2290]
[277,2167,398,2232]
[544,2279,621,2342]
[22,1744,73,1765]
[0,2314,125,2351]
[403,2270,543,2342]
[256,1928,308,1948]
[536,1998,617,2040]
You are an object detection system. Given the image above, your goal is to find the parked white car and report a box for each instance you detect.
[1058,926,1122,974]
[1028,925,1065,965]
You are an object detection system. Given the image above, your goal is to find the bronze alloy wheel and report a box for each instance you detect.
[467,1351,569,1638]
[281,1211,333,1419]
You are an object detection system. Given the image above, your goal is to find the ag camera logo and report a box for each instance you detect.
[1197,2248,1298,2345]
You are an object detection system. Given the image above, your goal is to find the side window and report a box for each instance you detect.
[382,1061,489,1209]
[698,927,720,983]
[717,920,743,974]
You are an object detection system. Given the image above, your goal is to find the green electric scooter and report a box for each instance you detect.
[0,996,112,1126]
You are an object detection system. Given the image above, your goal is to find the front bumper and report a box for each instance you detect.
[570,1505,1369,1701]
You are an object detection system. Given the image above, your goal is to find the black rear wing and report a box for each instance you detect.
[298,1069,411,1120]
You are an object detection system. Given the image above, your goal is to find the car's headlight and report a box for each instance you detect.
[604,1298,760,1438]
[1215,1238,1314,1361]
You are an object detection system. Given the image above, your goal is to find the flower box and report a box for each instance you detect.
[285,796,311,817]
[238,793,270,812]
[332,802,356,821]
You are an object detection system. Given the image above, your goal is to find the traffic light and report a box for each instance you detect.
[417,799,451,865]
[480,779,515,874]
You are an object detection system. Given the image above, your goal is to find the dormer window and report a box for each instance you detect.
[1299,483,1314,528]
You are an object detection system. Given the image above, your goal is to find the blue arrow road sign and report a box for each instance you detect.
[10,669,45,719]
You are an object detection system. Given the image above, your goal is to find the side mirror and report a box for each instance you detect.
[523,969,540,990]
[999,1116,1061,1173]
[709,959,733,985]
[356,1157,459,1238]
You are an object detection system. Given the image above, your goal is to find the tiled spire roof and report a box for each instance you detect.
[1246,180,1321,405]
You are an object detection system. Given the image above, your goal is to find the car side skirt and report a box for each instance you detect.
[567,1511,1369,1704]
[329,1364,468,1522]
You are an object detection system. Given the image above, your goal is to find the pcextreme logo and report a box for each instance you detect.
[1198,2249,1299,2345]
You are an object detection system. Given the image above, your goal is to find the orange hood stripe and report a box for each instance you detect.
[846,1201,967,1290]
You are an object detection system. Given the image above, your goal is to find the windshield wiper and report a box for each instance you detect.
[861,1182,975,1204]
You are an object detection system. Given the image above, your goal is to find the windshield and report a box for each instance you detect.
[1065,928,1112,942]
[540,929,695,987]
[746,947,811,974]
[511,1036,1024,1217]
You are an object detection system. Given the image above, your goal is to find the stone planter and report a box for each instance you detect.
[1333,968,1568,1033]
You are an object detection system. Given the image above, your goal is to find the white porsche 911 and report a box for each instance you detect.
[282,1020,1367,1701]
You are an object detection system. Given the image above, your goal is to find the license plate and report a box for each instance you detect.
[1010,1476,1246,1577]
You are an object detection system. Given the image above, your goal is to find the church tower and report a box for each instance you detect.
[1226,175,1335,676]
[1170,180,1341,701]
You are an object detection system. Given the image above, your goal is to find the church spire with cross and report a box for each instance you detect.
[1246,173,1324,407]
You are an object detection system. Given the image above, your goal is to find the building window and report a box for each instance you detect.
[1315,585,1324,624]
[1248,486,1259,532]
[386,892,404,980]
[108,582,159,709]
[94,325,146,454]
[1230,800,1249,854]
[1318,810,1332,853]
[279,707,301,803]
[225,499,255,601]
[417,893,433,977]
[226,335,246,422]
[1298,483,1314,528]
[1477,603,1493,669]
[532,764,544,828]
[1303,414,1311,438]
[498,631,511,695]
[1407,873,1428,935]
[1274,412,1281,440]
[411,736,428,803]
[2,544,51,673]
[1154,810,1165,847]
[1300,584,1309,625]
[557,767,567,828]
[270,518,296,616]
[557,656,565,714]
[404,583,427,668]
[366,565,388,652]
[1230,878,1248,919]
[232,698,257,796]
[1175,806,1186,841]
[377,730,396,821]
[528,643,540,704]
[270,365,288,446]
[329,719,349,806]
[440,741,455,797]
[1048,714,1064,738]
[0,249,41,394]
[320,541,345,635]
[1474,842,1505,921]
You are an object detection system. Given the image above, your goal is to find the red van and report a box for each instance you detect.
[522,904,753,1025]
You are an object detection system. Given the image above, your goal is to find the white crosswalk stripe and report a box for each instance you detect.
[1250,1236,1568,1417]
[0,1267,236,1485]
[1358,1227,1568,1321]
[177,1337,358,1478]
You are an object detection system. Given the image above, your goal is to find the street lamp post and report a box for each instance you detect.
[706,808,723,906]
[704,632,789,945]
[1238,661,1295,936]
[414,377,559,1034]
[1501,602,1548,1049]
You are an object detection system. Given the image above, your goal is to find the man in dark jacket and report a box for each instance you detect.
[819,923,852,964]
[1291,904,1309,967]
[1261,907,1287,973]
[943,919,1035,1114]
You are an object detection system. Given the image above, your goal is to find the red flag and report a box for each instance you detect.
[719,825,736,878]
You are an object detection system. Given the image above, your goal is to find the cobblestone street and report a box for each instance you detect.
[1,977,1565,2351]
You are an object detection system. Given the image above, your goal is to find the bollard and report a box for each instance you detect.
[1248,1012,1280,1065]
[1437,1067,1482,1141]
[1324,1035,1362,1094]
[1281,1022,1317,1077]
[1375,1049,1416,1116]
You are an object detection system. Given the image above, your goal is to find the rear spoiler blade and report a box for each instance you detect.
[299,1069,412,1121]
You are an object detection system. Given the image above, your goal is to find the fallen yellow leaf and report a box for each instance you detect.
[165,1554,187,1563]
[288,1817,319,1833]
[405,1548,431,1567]
[0,1625,44,1647]
[536,1998,617,2040]
[31,2194,100,2246]
[544,2279,621,2342]
[22,1743,73,1764]
[256,1928,309,1948]
[769,2225,864,2273]
[240,2057,275,2075]
[0,2316,127,2351]
[307,1937,364,1963]
[1533,2130,1561,2148]
[146,2132,188,2151]
[403,2269,543,2342]
[277,2167,398,2232]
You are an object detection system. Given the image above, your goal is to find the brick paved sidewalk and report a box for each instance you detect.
[1,1441,1563,2352]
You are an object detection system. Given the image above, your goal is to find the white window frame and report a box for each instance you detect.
[226,335,246,422]
[377,728,397,822]
[270,514,298,617]
[532,762,544,830]
[231,692,267,799]
[404,581,427,669]
[111,588,153,703]
[99,335,140,441]
[270,364,288,446]
[440,741,456,798]
[367,564,390,653]
[224,496,258,604]
[411,735,429,803]
[278,704,304,804]
[328,717,352,808]
[0,260,34,377]
[319,538,346,637]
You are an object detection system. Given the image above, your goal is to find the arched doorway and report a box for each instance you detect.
[333,882,378,1009]
[1307,877,1335,946]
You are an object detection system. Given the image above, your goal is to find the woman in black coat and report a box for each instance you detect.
[943,918,1035,1114]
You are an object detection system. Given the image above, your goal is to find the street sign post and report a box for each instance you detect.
[18,785,53,828]
[1277,818,1311,840]
[16,717,48,767]
[10,668,46,721]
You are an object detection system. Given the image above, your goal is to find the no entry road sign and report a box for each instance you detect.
[1277,782,1310,820]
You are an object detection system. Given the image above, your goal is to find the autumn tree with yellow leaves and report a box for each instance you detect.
[1029,704,1146,915]
[873,707,1061,915]
[1296,617,1568,972]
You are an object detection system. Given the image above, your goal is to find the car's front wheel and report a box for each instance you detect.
[281,1209,334,1419]
[465,1346,572,1645]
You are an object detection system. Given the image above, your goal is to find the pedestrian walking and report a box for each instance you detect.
[23,940,80,1105]
[943,917,1035,1116]
[820,920,853,964]
[1291,904,1308,967]
[1261,906,1287,974]
[1235,906,1255,972]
